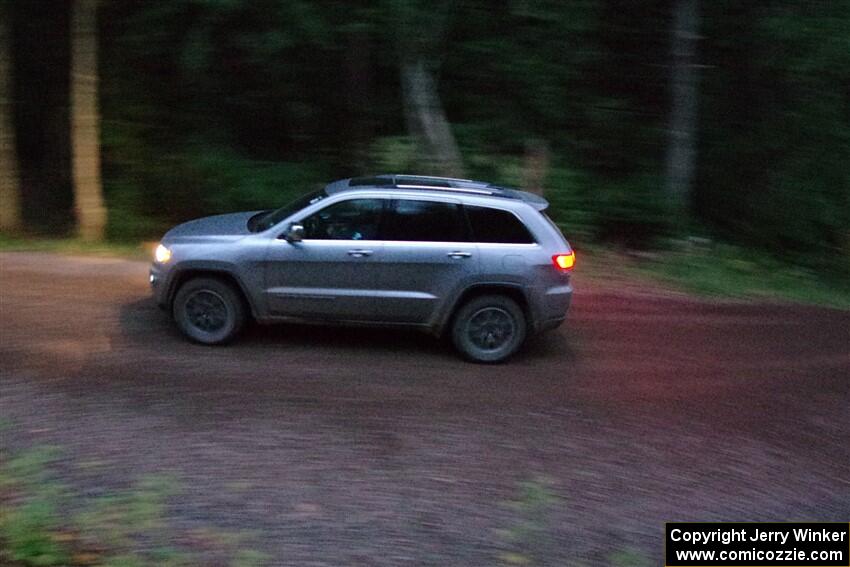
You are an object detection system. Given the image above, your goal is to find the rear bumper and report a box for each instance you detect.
[533,282,572,332]
[539,315,567,332]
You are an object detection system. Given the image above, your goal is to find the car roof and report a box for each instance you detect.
[324,174,549,211]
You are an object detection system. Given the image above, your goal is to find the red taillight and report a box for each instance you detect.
[552,252,576,271]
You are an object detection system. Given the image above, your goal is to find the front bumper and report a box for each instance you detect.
[149,264,169,309]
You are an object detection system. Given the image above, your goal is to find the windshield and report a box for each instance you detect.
[250,189,327,232]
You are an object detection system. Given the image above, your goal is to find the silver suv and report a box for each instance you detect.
[150,175,575,362]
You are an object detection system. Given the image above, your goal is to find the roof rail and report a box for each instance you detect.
[390,174,478,184]
[395,184,495,195]
[335,175,550,211]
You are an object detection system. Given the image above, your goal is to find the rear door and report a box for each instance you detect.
[372,198,478,324]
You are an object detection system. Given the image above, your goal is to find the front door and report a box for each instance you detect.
[263,198,385,321]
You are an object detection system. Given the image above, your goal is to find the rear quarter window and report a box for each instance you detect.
[465,206,535,244]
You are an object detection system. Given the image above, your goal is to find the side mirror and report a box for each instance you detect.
[285,223,305,243]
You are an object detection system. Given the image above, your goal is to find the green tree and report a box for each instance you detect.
[695,0,850,266]
[78,0,849,269]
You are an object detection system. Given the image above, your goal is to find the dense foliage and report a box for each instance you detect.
[10,0,849,271]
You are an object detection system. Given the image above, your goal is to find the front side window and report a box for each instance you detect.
[381,199,468,242]
[301,199,383,240]
[465,205,535,244]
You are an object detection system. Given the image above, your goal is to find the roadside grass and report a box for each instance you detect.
[574,242,850,309]
[0,444,655,567]
[0,234,153,262]
[632,244,850,309]
[0,443,267,567]
[497,476,559,566]
[2,234,848,309]
[497,476,651,566]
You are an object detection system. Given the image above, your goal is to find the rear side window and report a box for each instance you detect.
[465,206,535,244]
[381,200,468,242]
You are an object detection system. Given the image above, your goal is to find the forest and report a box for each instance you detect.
[1,0,848,275]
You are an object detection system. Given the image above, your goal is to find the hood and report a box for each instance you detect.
[163,211,261,239]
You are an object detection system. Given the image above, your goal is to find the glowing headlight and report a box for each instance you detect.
[154,244,172,263]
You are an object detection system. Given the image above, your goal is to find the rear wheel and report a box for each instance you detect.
[451,295,526,363]
[173,277,246,345]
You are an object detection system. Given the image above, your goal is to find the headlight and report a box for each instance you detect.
[154,244,172,263]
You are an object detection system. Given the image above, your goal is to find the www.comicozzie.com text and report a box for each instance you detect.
[670,527,848,546]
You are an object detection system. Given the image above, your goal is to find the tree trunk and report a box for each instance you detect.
[71,0,106,241]
[522,139,550,196]
[664,0,700,212]
[401,59,464,177]
[0,0,22,233]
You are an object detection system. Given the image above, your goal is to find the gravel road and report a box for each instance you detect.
[1,252,848,565]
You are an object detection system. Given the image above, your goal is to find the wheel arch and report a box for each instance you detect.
[438,283,534,337]
[166,263,257,319]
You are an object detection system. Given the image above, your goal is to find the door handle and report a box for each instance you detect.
[447,251,472,259]
[347,249,373,257]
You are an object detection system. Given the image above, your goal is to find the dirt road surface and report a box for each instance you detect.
[1,252,848,565]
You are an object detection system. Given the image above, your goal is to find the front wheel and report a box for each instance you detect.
[451,295,527,363]
[173,277,246,345]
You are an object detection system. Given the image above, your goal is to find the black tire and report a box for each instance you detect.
[451,295,527,363]
[173,277,246,345]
